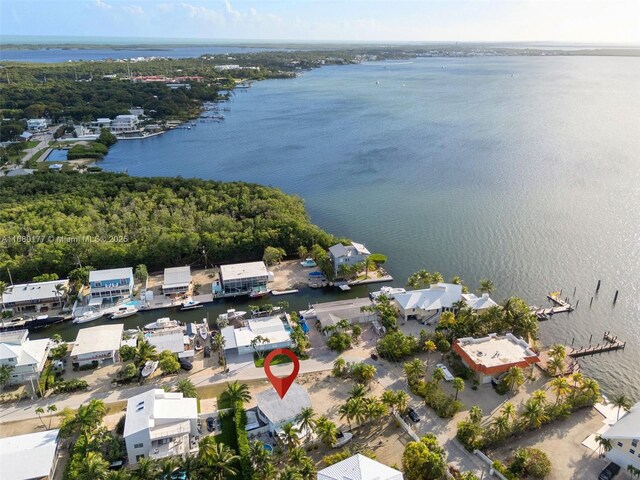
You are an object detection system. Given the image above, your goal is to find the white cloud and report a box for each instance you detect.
[179,2,223,24]
[123,4,145,16]
[93,0,112,10]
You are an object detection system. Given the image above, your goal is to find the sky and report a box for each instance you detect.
[1,0,639,44]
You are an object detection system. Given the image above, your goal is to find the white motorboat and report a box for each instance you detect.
[110,306,139,319]
[73,310,104,324]
[144,317,178,330]
[370,286,406,301]
[217,309,246,322]
[198,321,209,340]
[332,431,353,448]
[180,299,203,311]
[141,360,158,378]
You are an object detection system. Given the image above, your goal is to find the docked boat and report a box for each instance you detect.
[332,431,353,448]
[73,310,104,324]
[300,258,317,268]
[110,306,139,319]
[198,322,209,341]
[249,287,270,299]
[180,299,203,311]
[144,317,178,330]
[141,360,158,378]
[370,286,406,301]
[217,309,246,322]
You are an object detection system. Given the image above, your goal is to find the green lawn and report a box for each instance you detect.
[253,351,309,367]
[24,141,39,148]
[215,396,238,450]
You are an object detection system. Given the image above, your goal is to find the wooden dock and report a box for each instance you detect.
[568,332,625,358]
[531,292,575,320]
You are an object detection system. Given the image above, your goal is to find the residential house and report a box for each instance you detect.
[89,267,134,301]
[0,429,61,480]
[304,298,377,334]
[602,402,640,471]
[2,279,69,314]
[328,242,370,276]
[110,115,140,134]
[221,314,292,355]
[27,119,48,131]
[162,266,191,295]
[394,283,463,323]
[91,118,112,128]
[219,261,269,297]
[70,323,123,367]
[145,327,194,359]
[256,383,312,434]
[124,389,199,465]
[0,330,50,385]
[461,293,498,311]
[129,107,144,117]
[454,333,540,384]
[317,454,404,480]
[19,131,33,141]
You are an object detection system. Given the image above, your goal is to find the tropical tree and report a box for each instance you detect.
[175,378,198,398]
[198,437,239,480]
[546,355,565,377]
[35,404,58,429]
[61,399,106,441]
[382,390,410,415]
[280,421,301,449]
[135,458,162,480]
[73,451,109,480]
[612,393,632,420]
[263,246,286,266]
[503,366,525,395]
[211,333,226,368]
[159,457,179,478]
[404,358,425,385]
[478,279,495,294]
[423,340,437,373]
[469,405,484,424]
[249,440,272,473]
[0,364,14,388]
[134,264,148,283]
[315,416,339,447]
[222,381,251,405]
[550,377,570,404]
[350,363,377,385]
[158,350,180,375]
[531,389,547,406]
[500,402,516,424]
[520,398,549,429]
[548,343,566,360]
[594,433,613,455]
[177,454,201,480]
[452,377,465,401]
[432,366,445,385]
[296,407,317,438]
[332,358,347,377]
[250,335,270,358]
[134,338,158,368]
[402,434,447,480]
[491,414,511,439]
[348,384,367,400]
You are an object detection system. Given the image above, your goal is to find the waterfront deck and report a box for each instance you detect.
[531,291,574,320]
[568,332,626,358]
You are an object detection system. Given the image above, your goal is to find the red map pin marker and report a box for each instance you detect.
[263,348,300,399]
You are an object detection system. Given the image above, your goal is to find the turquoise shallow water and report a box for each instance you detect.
[68,56,640,398]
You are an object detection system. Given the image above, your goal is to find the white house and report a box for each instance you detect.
[2,279,69,313]
[0,330,50,386]
[328,242,371,276]
[0,429,61,480]
[221,314,292,355]
[162,266,191,295]
[70,323,123,367]
[256,383,312,434]
[317,454,404,480]
[89,267,134,301]
[110,115,140,134]
[145,327,194,359]
[394,283,463,322]
[602,402,640,471]
[219,261,269,297]
[91,118,112,128]
[305,298,377,334]
[461,293,498,311]
[27,118,48,131]
[124,389,199,465]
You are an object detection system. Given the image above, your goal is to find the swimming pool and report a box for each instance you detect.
[46,149,68,162]
[263,443,273,453]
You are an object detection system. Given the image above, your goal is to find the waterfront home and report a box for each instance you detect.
[124,389,199,465]
[19,131,33,141]
[394,282,463,323]
[218,261,269,297]
[328,242,371,275]
[317,454,404,480]
[601,402,640,471]
[110,114,140,134]
[162,266,192,295]
[89,267,134,301]
[91,118,112,128]
[461,292,498,310]
[27,118,48,131]
[220,314,292,355]
[453,333,540,384]
[256,383,312,434]
[0,429,61,480]
[1,279,69,314]
[0,329,50,386]
[303,298,377,335]
[145,326,194,359]
[70,323,123,367]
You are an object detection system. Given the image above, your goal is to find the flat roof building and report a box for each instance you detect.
[0,429,61,480]
[2,279,69,313]
[162,266,191,294]
[145,327,193,359]
[219,261,269,297]
[71,323,123,367]
[89,267,134,301]
[454,333,540,383]
[221,314,291,355]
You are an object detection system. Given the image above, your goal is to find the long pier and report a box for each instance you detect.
[568,332,626,358]
[532,292,575,320]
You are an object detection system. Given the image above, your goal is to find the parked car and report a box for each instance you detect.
[206,417,215,432]
[598,462,620,480]
[407,408,420,423]
[179,359,193,371]
[435,363,455,381]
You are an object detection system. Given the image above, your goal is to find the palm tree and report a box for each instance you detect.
[134,339,158,368]
[35,404,58,429]
[404,358,425,385]
[500,401,516,424]
[548,344,566,360]
[332,358,346,377]
[349,397,367,427]
[177,453,201,480]
[580,377,600,398]
[348,384,367,400]
[223,381,251,405]
[74,451,109,480]
[106,470,132,480]
[595,433,613,455]
[296,407,317,438]
[289,447,308,467]
[503,366,525,396]
[249,440,272,472]
[395,390,410,414]
[571,372,584,388]
[54,282,67,306]
[469,405,483,424]
[250,335,269,358]
[423,340,437,372]
[432,366,445,385]
[478,279,495,294]
[0,281,7,325]
[491,414,511,439]
[315,416,338,447]
[136,458,161,480]
[35,407,47,429]
[531,389,547,406]
[280,422,301,449]
[280,467,304,480]
[452,377,465,401]
[550,377,570,404]
[159,457,179,478]
[211,333,226,368]
[612,393,632,420]
[520,398,549,429]
[198,437,239,480]
[175,378,198,398]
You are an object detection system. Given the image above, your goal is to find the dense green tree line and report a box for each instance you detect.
[0,172,339,282]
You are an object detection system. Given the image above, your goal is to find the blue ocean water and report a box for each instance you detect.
[88,56,640,397]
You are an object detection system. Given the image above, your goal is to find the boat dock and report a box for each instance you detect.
[531,291,575,320]
[568,332,626,358]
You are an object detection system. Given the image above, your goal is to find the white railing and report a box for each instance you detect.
[473,450,509,480]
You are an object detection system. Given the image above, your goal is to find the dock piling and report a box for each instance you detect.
[590,297,593,307]
[573,287,577,297]
[613,290,619,305]
[575,300,579,309]
[596,280,601,293]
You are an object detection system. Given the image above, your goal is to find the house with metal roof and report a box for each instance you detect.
[220,314,292,355]
[0,330,50,386]
[393,283,463,323]
[256,383,312,434]
[162,266,191,294]
[2,279,69,314]
[317,453,404,480]
[328,242,371,276]
[461,292,498,311]
[124,389,199,465]
[0,429,61,480]
[602,402,640,471]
